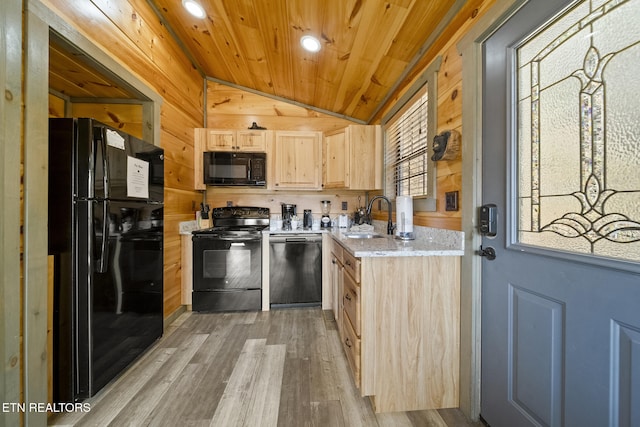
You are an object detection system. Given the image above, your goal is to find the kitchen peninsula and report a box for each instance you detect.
[260,225,464,413]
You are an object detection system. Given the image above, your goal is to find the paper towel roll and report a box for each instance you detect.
[395,196,413,235]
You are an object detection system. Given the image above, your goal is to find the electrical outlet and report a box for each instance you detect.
[445,191,459,211]
[342,201,348,210]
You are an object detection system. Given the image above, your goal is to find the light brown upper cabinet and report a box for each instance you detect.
[206,129,268,152]
[271,131,323,190]
[323,130,349,188]
[323,125,382,190]
[194,128,207,190]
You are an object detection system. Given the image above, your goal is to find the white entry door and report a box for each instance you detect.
[480,0,640,426]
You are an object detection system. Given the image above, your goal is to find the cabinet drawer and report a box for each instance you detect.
[342,310,361,387]
[331,241,344,265]
[343,271,360,337]
[343,251,360,283]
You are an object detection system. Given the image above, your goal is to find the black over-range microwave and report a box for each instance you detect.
[203,151,266,187]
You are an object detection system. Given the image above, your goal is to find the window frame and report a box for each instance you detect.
[382,56,441,212]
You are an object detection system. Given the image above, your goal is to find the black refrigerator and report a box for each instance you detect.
[48,118,164,403]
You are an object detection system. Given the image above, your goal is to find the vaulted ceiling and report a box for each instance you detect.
[48,1,471,123]
[149,0,467,122]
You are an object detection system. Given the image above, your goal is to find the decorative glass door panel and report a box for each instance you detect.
[517,0,640,263]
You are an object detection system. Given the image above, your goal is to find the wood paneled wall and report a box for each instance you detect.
[71,103,144,138]
[43,0,204,319]
[206,82,355,132]
[370,0,493,231]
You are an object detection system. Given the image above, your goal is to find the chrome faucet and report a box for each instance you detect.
[365,195,395,235]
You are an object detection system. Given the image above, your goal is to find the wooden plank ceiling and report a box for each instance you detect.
[150,0,460,122]
[49,34,140,100]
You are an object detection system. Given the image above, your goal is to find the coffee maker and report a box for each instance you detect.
[320,200,331,228]
[281,203,297,230]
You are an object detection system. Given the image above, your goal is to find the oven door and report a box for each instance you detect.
[192,235,262,291]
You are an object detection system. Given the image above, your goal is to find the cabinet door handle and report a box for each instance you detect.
[345,338,352,348]
[344,293,352,301]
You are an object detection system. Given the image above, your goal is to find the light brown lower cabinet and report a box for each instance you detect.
[332,238,460,413]
[330,242,344,333]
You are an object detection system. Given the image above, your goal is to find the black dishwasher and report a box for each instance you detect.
[269,234,322,308]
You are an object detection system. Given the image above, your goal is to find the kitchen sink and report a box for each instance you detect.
[344,232,384,239]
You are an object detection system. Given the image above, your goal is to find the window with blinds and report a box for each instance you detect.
[384,86,435,200]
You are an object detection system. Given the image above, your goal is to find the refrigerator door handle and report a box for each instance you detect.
[99,127,111,199]
[97,200,110,273]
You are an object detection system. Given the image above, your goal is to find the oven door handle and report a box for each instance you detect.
[218,236,262,242]
[231,242,246,247]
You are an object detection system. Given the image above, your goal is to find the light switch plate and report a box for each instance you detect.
[445,191,459,211]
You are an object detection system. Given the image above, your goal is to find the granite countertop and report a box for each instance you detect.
[330,228,464,257]
[185,220,464,257]
[179,220,200,235]
[262,225,464,257]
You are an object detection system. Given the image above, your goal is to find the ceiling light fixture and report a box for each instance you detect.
[182,0,206,19]
[300,35,321,53]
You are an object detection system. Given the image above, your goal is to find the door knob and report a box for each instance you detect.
[478,245,496,260]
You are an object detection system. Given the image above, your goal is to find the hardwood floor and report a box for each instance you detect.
[49,308,483,427]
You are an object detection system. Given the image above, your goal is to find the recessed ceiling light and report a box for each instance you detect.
[182,0,206,19]
[300,35,321,53]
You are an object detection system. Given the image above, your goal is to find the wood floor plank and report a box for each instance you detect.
[277,356,312,427]
[54,347,176,426]
[375,411,414,427]
[326,324,379,427]
[268,309,313,359]
[106,333,209,426]
[247,310,272,339]
[140,362,208,427]
[222,310,259,326]
[309,309,340,402]
[210,339,267,426]
[310,400,345,427]
[436,408,486,427]
[244,344,286,426]
[157,313,203,348]
[405,409,450,427]
[188,319,236,365]
[177,323,251,422]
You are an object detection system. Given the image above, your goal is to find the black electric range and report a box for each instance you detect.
[192,206,270,312]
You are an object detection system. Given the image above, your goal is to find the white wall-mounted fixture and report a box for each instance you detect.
[182,0,206,19]
[300,35,321,53]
